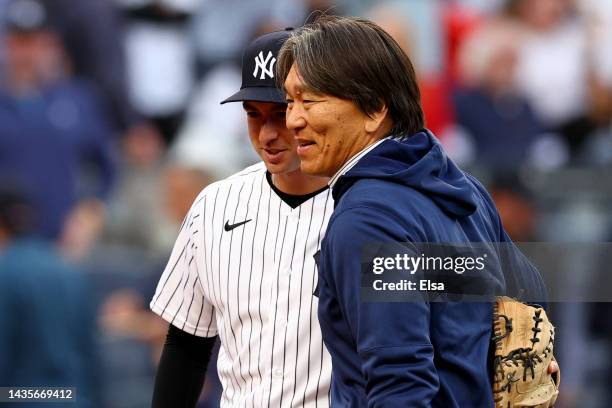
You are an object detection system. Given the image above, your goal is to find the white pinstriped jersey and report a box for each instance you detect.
[150,162,333,407]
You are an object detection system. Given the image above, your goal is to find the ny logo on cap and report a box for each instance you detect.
[253,51,276,80]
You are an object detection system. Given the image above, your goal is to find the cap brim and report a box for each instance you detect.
[220,87,285,104]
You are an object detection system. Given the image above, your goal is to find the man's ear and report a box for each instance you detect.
[365,104,390,134]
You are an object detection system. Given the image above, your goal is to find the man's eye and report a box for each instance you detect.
[246,111,259,118]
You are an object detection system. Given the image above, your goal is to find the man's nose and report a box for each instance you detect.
[285,104,306,132]
[259,120,279,145]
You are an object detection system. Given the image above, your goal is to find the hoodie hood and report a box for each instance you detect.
[333,131,477,217]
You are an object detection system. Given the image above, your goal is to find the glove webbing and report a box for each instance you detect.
[491,303,552,405]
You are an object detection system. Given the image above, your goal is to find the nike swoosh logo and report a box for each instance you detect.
[224,219,252,232]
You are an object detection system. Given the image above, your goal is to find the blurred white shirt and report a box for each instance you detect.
[515,19,588,126]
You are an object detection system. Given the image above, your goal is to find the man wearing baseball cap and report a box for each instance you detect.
[151,28,333,407]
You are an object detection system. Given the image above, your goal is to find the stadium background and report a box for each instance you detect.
[0,0,611,406]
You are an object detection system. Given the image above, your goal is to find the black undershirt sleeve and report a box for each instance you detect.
[152,324,218,408]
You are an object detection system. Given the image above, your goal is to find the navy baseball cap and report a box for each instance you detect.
[221,28,293,104]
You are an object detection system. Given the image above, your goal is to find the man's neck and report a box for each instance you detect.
[271,170,329,196]
[342,118,394,169]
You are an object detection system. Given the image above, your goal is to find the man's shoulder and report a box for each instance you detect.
[196,162,266,197]
[330,178,431,239]
[227,162,267,180]
[337,178,425,213]
[186,162,266,215]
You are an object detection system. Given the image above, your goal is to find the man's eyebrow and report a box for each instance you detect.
[243,101,255,110]
[283,83,303,95]
[286,85,323,99]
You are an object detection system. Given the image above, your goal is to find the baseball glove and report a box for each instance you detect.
[491,296,560,408]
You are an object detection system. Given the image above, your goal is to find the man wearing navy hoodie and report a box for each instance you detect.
[278,15,549,407]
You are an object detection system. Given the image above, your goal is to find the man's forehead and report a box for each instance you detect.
[284,65,309,93]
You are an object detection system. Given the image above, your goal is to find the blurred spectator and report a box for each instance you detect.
[40,0,136,132]
[506,0,599,158]
[162,163,215,224]
[47,0,165,167]
[490,180,538,241]
[0,0,165,165]
[0,183,100,406]
[101,162,172,254]
[117,0,201,146]
[0,0,117,255]
[453,19,554,175]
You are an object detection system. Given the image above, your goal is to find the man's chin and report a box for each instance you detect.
[299,161,327,177]
[264,162,285,174]
[265,162,299,176]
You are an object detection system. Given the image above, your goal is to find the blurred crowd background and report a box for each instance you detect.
[0,0,610,406]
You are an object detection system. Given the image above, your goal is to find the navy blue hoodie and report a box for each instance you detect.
[317,131,547,407]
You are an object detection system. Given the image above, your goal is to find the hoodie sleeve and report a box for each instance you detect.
[466,173,548,306]
[499,228,549,307]
[321,205,439,407]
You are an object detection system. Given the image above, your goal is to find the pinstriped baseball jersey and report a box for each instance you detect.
[150,162,333,407]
